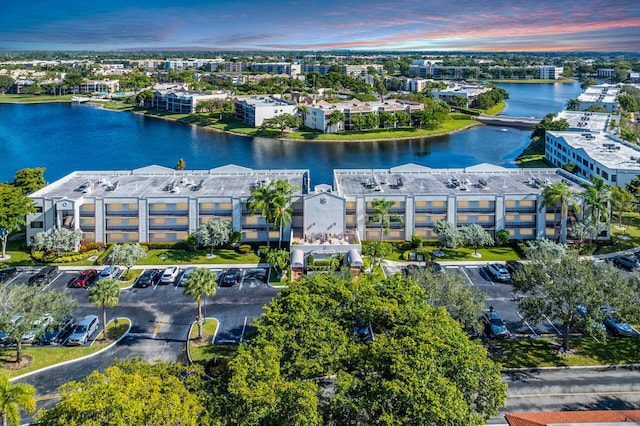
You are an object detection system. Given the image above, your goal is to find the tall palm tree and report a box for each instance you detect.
[565,98,581,111]
[371,198,404,243]
[540,182,580,243]
[87,278,121,341]
[296,105,309,123]
[183,268,217,339]
[582,176,611,241]
[0,375,36,426]
[272,194,293,249]
[246,184,277,247]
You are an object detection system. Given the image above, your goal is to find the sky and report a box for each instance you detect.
[1,0,639,52]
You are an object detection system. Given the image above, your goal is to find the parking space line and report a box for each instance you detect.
[40,272,64,293]
[459,267,474,285]
[152,320,163,338]
[239,316,248,343]
[238,270,245,291]
[517,311,538,336]
[543,314,563,336]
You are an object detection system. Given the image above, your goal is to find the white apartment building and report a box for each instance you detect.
[342,65,384,77]
[250,63,301,76]
[233,95,297,127]
[402,78,430,93]
[302,99,424,133]
[545,131,640,188]
[554,110,620,134]
[432,82,490,105]
[78,79,120,94]
[301,64,333,76]
[538,66,565,79]
[597,68,616,78]
[151,90,228,114]
[577,84,620,112]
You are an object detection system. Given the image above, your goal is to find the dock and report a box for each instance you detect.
[474,114,540,129]
[71,96,90,104]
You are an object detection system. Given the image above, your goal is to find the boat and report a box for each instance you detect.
[500,128,508,132]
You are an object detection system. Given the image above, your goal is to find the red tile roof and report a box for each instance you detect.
[506,411,640,426]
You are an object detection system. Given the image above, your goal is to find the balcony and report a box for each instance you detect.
[106,211,139,217]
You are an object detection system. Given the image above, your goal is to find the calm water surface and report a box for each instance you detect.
[0,81,582,185]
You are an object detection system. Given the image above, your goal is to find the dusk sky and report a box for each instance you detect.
[2,0,639,52]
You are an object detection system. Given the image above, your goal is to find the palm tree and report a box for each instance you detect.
[246,184,277,247]
[565,98,581,111]
[272,194,293,249]
[296,105,309,123]
[0,375,36,426]
[87,278,121,341]
[582,176,611,242]
[540,182,580,243]
[183,268,217,339]
[371,198,404,243]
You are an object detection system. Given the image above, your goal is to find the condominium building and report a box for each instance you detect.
[330,163,589,244]
[432,82,491,105]
[250,63,301,76]
[342,64,384,77]
[408,65,479,80]
[302,99,424,133]
[301,64,333,76]
[26,163,590,252]
[545,131,640,188]
[78,79,120,94]
[26,165,309,245]
[597,68,616,78]
[538,66,565,80]
[554,110,620,134]
[151,90,228,114]
[233,95,297,127]
[577,84,620,112]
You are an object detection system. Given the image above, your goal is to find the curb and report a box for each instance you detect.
[185,317,219,366]
[10,317,132,382]
[503,363,640,373]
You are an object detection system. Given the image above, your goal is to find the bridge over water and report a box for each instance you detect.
[473,114,540,129]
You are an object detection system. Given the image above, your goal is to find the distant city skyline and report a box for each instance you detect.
[1,0,639,52]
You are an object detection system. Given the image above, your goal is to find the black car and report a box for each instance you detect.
[401,264,420,277]
[0,266,18,282]
[221,269,241,287]
[424,261,445,275]
[40,315,75,345]
[136,270,159,288]
[505,260,524,276]
[612,255,640,272]
[28,266,58,286]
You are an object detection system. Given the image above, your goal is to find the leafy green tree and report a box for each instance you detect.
[460,224,494,255]
[524,238,567,260]
[261,113,301,136]
[450,94,469,107]
[32,228,82,252]
[220,100,236,120]
[0,183,35,259]
[580,77,597,89]
[618,93,639,112]
[395,110,410,127]
[610,186,634,227]
[349,113,366,131]
[35,359,206,426]
[495,229,510,246]
[134,89,153,106]
[0,75,14,95]
[433,220,463,249]
[175,158,186,170]
[195,220,232,256]
[107,243,146,272]
[87,279,120,341]
[364,112,379,129]
[225,274,507,424]
[362,240,393,267]
[63,73,83,94]
[378,110,395,129]
[183,268,217,339]
[541,181,580,243]
[265,249,289,277]
[328,110,345,131]
[513,253,638,351]
[0,286,77,363]
[0,375,36,426]
[12,168,46,195]
[371,198,403,243]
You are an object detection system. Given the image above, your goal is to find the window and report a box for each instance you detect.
[30,221,43,229]
[505,200,516,208]
[611,175,617,183]
[601,171,609,179]
[478,200,490,208]
[457,200,469,208]
[431,200,445,208]
[520,200,534,208]
[520,214,534,222]
[176,202,188,210]
[200,203,214,210]
[505,214,516,221]
[415,201,427,208]
[35,206,43,213]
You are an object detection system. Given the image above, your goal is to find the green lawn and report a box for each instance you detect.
[0,239,38,266]
[592,213,640,255]
[0,94,75,103]
[188,318,220,366]
[488,337,640,368]
[137,249,260,265]
[385,245,522,262]
[1,318,129,378]
[482,102,506,116]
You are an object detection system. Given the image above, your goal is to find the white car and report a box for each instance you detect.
[486,263,511,282]
[160,266,180,284]
[98,265,122,281]
[22,315,53,344]
[178,267,196,287]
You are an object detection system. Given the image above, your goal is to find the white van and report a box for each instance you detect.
[66,315,99,346]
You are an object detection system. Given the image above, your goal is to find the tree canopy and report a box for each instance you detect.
[195,220,232,255]
[223,274,507,424]
[107,243,146,271]
[12,168,46,195]
[0,183,36,258]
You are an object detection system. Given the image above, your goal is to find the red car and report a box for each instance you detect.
[70,269,98,288]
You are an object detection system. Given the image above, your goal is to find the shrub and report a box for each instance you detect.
[95,243,116,265]
[80,241,106,253]
[140,242,185,250]
[411,235,423,249]
[307,254,315,265]
[495,230,510,247]
[397,241,412,251]
[258,246,270,256]
[32,249,102,264]
[238,244,252,254]
[184,234,198,252]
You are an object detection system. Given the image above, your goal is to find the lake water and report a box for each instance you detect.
[0,81,582,186]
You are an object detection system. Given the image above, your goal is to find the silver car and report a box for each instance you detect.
[66,315,99,346]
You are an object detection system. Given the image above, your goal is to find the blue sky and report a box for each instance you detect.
[2,0,639,51]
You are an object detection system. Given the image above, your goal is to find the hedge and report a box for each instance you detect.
[32,249,102,264]
[95,243,116,265]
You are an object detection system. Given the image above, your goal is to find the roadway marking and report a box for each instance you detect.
[40,272,63,293]
[238,270,245,291]
[239,316,248,343]
[543,314,563,336]
[36,393,61,402]
[517,311,539,336]
[510,390,640,398]
[152,320,163,338]
[459,267,474,285]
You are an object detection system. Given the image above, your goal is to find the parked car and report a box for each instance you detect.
[424,261,446,275]
[505,260,524,276]
[482,308,511,338]
[0,314,24,344]
[98,265,122,281]
[21,315,53,344]
[28,266,58,286]
[40,315,75,345]
[221,268,241,287]
[576,305,606,335]
[401,264,420,277]
[0,266,18,282]
[178,267,196,287]
[136,269,159,288]
[486,263,511,282]
[160,266,180,284]
[602,308,638,337]
[66,315,99,346]
[70,269,98,288]
[612,255,640,272]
